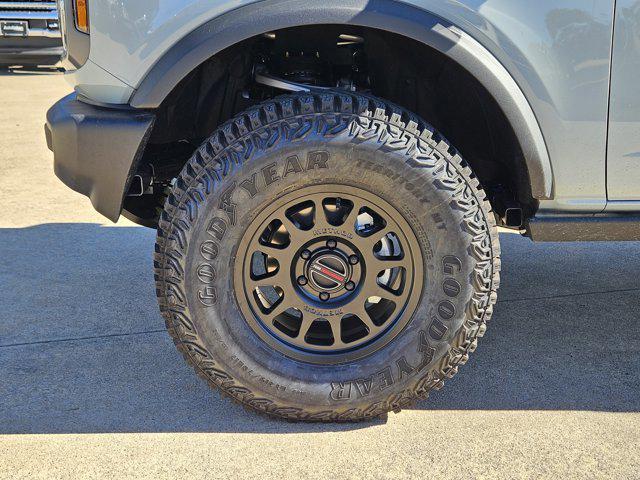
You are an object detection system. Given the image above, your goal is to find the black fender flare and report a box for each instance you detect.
[130,0,553,200]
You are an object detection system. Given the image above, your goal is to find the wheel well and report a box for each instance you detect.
[125,25,535,227]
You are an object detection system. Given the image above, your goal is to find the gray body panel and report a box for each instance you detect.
[72,0,618,213]
[59,0,640,221]
[128,0,553,200]
[607,1,640,202]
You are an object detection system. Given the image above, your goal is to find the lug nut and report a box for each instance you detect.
[326,239,337,249]
[319,292,330,302]
[345,281,356,291]
[349,255,359,265]
[301,250,311,260]
[297,276,308,286]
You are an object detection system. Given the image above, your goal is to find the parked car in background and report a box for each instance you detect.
[0,0,62,67]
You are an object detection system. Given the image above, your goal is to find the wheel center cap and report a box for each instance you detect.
[307,253,350,293]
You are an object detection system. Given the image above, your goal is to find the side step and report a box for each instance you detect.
[527,215,640,242]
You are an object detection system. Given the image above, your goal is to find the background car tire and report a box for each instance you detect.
[154,91,500,421]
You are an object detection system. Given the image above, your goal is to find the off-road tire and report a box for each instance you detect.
[154,91,500,422]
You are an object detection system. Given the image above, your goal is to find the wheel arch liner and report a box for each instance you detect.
[130,0,553,200]
[46,93,155,222]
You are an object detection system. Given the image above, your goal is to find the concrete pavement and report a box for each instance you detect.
[0,70,639,479]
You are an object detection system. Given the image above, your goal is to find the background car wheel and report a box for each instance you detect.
[154,91,500,421]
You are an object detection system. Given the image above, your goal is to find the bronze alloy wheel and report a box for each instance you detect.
[234,185,424,364]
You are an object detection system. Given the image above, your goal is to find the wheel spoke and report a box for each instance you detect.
[296,316,314,340]
[368,257,408,276]
[341,199,364,232]
[265,292,307,319]
[263,300,289,320]
[280,216,306,245]
[364,225,395,251]
[246,273,267,292]
[310,198,332,230]
[348,302,380,334]
[270,268,291,289]
[257,243,288,263]
[361,272,396,299]
[328,319,346,349]
[245,236,291,267]
[247,266,290,290]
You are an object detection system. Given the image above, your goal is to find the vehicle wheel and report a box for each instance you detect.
[155,91,500,421]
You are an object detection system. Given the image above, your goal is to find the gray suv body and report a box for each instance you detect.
[44,0,640,421]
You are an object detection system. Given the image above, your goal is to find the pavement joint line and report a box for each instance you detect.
[0,329,166,349]
[499,287,640,304]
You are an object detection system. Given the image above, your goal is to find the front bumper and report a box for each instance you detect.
[45,93,155,222]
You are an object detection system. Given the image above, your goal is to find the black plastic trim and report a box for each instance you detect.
[527,215,640,242]
[129,0,553,200]
[46,93,155,222]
